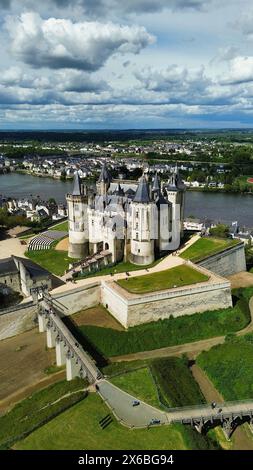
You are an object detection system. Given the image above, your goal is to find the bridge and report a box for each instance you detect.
[34,290,253,440]
[167,402,253,439]
[37,296,102,383]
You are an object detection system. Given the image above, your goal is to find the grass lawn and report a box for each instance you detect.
[111,367,160,408]
[79,288,251,357]
[26,247,76,276]
[181,237,239,263]
[108,358,220,450]
[51,221,68,231]
[197,333,253,401]
[117,264,209,294]
[0,378,86,449]
[15,393,187,450]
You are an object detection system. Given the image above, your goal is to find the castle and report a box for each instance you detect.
[66,164,186,266]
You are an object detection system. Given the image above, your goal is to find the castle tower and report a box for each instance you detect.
[130,176,155,266]
[164,165,186,247]
[96,163,112,196]
[66,172,89,259]
[152,172,160,200]
[151,173,172,253]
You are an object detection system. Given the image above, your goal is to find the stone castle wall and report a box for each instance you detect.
[197,242,246,277]
[0,302,37,340]
[0,282,100,340]
[53,283,100,316]
[101,270,233,328]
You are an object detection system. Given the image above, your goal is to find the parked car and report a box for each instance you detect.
[149,418,161,425]
[132,400,140,407]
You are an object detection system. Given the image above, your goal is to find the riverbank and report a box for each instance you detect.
[1,172,253,225]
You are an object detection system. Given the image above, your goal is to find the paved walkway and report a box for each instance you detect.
[176,233,201,256]
[98,380,168,427]
[52,253,185,295]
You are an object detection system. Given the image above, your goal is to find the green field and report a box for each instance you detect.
[151,357,205,408]
[12,357,219,450]
[26,247,76,276]
[79,289,250,357]
[111,367,160,408]
[197,334,253,401]
[51,220,68,231]
[0,378,86,449]
[108,358,218,449]
[117,264,209,294]
[107,358,205,408]
[181,237,239,263]
[15,393,187,450]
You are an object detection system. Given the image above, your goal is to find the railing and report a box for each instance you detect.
[166,399,253,414]
[41,301,101,381]
[0,300,34,316]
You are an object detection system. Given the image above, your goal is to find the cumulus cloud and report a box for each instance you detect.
[135,66,209,97]
[56,70,109,93]
[222,56,253,84]
[5,12,154,70]
[133,65,241,107]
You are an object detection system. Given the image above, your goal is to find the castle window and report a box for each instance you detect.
[136,232,139,240]
[136,211,139,219]
[136,222,139,230]
[92,220,94,226]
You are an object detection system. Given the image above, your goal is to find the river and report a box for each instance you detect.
[0,172,253,226]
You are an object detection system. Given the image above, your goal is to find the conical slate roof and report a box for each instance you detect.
[72,171,82,196]
[133,176,150,203]
[98,163,112,183]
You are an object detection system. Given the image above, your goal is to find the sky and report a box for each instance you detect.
[1,1,253,129]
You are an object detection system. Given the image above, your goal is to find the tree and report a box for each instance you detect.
[209,224,230,239]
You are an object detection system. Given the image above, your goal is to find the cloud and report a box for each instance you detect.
[0,0,10,8]
[76,0,210,16]
[56,70,109,93]
[5,12,155,71]
[222,56,253,84]
[0,0,212,14]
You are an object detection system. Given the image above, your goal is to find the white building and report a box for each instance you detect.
[66,164,186,265]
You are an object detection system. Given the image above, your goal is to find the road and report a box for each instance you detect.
[97,379,253,430]
[100,383,253,427]
[98,380,168,427]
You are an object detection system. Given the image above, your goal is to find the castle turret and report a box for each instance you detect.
[66,172,89,259]
[152,172,160,200]
[96,163,112,196]
[163,165,186,246]
[130,176,155,266]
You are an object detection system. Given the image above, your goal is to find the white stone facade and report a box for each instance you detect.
[66,166,186,265]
